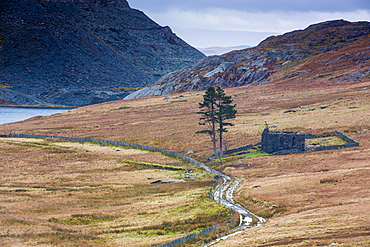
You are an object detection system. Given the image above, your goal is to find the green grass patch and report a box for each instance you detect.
[49,214,116,225]
[3,219,34,225]
[119,159,186,171]
[214,150,269,164]
[306,136,347,146]
[244,150,269,158]
[131,212,229,236]
[5,141,75,153]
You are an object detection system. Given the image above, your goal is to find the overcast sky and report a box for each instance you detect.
[128,0,370,48]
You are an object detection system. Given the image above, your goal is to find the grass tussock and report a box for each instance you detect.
[235,195,288,219]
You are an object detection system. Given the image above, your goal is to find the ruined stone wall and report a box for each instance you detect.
[310,132,359,152]
[261,128,306,154]
[223,144,254,155]
[1,133,227,178]
[261,129,359,155]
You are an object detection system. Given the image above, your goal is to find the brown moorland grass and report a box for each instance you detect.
[0,138,230,246]
[0,77,369,246]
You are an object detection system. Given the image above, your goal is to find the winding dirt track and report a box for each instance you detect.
[1,134,264,245]
[204,176,266,246]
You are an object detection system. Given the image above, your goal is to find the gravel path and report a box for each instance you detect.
[1,134,264,245]
[205,176,265,246]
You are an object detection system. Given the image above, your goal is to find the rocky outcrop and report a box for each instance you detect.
[125,20,370,99]
[0,0,205,106]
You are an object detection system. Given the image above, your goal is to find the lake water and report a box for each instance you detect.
[0,107,71,125]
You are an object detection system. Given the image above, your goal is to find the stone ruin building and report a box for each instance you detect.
[261,128,306,154]
[261,128,359,155]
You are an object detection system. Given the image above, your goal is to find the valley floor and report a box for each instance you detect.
[0,79,369,246]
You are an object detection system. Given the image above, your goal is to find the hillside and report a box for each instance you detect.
[0,18,369,246]
[0,68,369,245]
[125,20,370,99]
[0,0,205,106]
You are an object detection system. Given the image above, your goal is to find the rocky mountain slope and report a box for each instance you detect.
[125,20,370,99]
[0,0,205,106]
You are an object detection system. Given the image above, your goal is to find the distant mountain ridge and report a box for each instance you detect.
[0,0,205,106]
[198,45,251,56]
[125,20,370,100]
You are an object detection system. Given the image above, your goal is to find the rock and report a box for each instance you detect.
[125,83,182,99]
[204,62,233,77]
[163,179,185,183]
[284,109,297,113]
[187,150,194,155]
[336,68,370,82]
[151,179,185,184]
[150,180,163,184]
[305,19,352,31]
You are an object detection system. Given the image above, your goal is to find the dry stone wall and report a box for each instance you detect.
[309,132,359,152]
[158,225,220,247]
[0,133,224,246]
[1,133,227,178]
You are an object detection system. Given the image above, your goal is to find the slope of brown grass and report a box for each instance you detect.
[0,138,229,246]
[0,77,369,246]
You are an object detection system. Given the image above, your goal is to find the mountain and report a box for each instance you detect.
[198,45,251,56]
[0,0,205,106]
[125,20,370,100]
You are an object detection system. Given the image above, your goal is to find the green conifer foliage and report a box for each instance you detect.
[196,86,237,157]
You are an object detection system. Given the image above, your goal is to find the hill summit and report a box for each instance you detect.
[125,20,370,99]
[0,0,205,106]
[34,0,130,8]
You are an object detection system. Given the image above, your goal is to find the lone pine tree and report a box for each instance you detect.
[215,87,237,157]
[196,86,218,155]
[196,86,237,156]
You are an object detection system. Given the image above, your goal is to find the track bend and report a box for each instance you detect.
[205,176,266,246]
